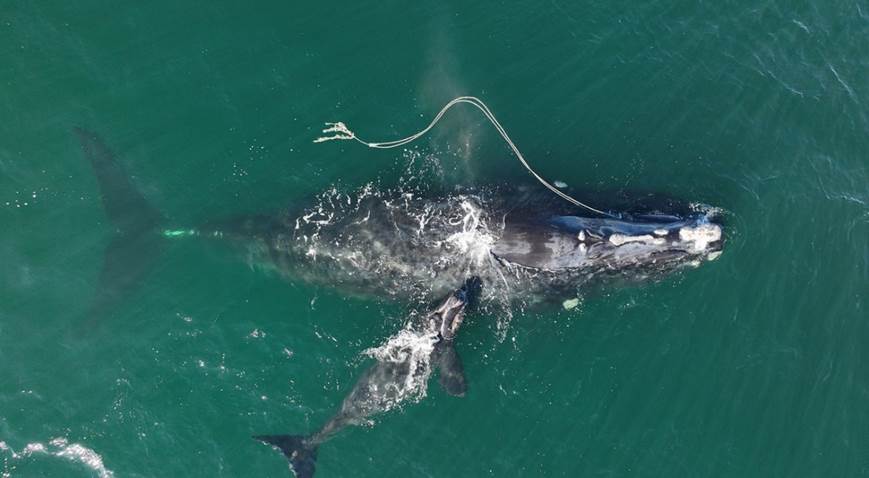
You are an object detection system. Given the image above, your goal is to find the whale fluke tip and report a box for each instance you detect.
[254,434,318,478]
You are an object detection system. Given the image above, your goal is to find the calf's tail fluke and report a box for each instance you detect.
[74,127,165,325]
[254,435,318,478]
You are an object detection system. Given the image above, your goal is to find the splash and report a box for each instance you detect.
[362,324,440,409]
[293,180,519,335]
[443,199,496,267]
[1,438,114,478]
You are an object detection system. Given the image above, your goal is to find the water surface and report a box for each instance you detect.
[1,1,867,477]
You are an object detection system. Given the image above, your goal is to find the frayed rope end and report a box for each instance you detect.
[313,122,356,143]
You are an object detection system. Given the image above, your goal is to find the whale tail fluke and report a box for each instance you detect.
[74,127,165,325]
[74,127,163,231]
[254,434,318,478]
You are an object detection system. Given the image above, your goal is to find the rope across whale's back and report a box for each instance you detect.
[313,96,614,218]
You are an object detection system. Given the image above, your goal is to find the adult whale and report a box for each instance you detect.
[75,128,724,320]
[255,277,481,478]
[201,183,723,310]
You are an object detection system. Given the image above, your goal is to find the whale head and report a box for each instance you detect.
[431,276,481,341]
[491,207,724,278]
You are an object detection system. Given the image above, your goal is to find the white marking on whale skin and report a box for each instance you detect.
[553,180,568,188]
[608,234,665,246]
[678,223,722,252]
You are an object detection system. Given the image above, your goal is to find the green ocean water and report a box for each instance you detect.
[1,1,868,477]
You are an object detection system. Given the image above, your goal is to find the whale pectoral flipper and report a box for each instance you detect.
[74,127,165,324]
[435,342,467,397]
[254,435,318,478]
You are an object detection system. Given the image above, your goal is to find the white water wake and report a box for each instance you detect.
[363,324,440,409]
[0,437,114,478]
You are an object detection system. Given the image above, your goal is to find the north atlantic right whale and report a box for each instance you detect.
[255,277,481,478]
[200,183,723,311]
[75,128,724,321]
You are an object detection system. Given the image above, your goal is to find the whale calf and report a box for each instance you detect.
[255,277,481,478]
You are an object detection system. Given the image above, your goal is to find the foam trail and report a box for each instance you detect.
[0,438,114,478]
[363,325,440,408]
[444,199,495,268]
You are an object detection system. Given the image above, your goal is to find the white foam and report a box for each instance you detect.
[50,438,114,478]
[363,326,439,409]
[296,183,514,336]
[21,442,45,455]
[444,200,495,266]
[1,438,114,478]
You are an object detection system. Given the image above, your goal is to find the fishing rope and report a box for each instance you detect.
[313,96,614,218]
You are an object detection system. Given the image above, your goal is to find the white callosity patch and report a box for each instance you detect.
[678,223,722,252]
[608,234,665,246]
[0,438,114,478]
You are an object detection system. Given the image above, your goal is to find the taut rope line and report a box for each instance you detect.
[313,96,613,218]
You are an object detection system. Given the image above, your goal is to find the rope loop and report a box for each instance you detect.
[313,96,614,218]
